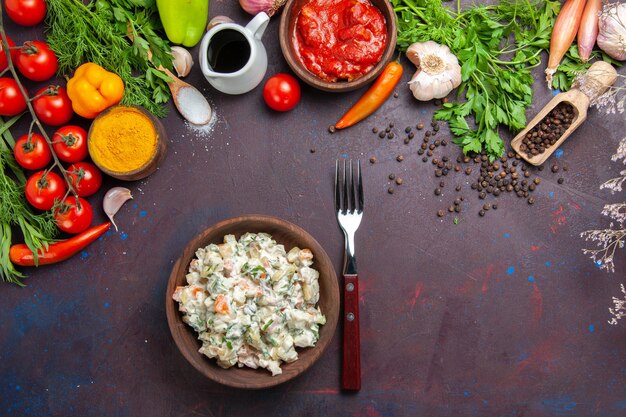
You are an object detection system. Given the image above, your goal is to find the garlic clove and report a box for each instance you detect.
[207,15,235,31]
[171,46,194,78]
[103,187,133,232]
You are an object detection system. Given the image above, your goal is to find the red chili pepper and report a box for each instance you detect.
[334,60,404,130]
[9,222,111,266]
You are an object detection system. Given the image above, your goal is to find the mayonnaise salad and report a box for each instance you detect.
[173,232,326,376]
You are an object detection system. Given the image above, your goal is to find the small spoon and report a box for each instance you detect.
[160,66,212,125]
[127,33,212,125]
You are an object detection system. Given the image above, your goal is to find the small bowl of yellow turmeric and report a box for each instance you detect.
[88,105,167,181]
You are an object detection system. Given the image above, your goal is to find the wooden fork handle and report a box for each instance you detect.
[342,274,361,391]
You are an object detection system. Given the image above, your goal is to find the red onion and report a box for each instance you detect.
[239,0,286,17]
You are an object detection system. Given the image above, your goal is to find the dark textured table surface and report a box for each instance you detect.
[2,2,625,416]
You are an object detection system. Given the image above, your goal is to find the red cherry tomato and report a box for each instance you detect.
[67,162,102,197]
[14,133,52,170]
[16,41,58,82]
[25,170,67,211]
[54,197,93,234]
[263,74,301,112]
[4,0,47,27]
[0,77,27,116]
[0,35,17,72]
[32,85,73,126]
[52,125,88,163]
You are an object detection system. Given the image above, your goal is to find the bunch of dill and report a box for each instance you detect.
[45,0,172,117]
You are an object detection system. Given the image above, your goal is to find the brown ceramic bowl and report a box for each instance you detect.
[166,215,340,389]
[279,0,397,92]
[87,105,167,181]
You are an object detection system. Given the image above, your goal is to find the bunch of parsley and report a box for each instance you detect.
[392,0,590,159]
[45,0,172,117]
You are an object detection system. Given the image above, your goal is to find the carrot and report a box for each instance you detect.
[577,0,601,63]
[545,0,587,87]
[214,294,229,314]
[334,60,403,129]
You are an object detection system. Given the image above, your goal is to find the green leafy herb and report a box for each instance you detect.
[392,0,586,159]
[262,319,273,331]
[45,0,172,117]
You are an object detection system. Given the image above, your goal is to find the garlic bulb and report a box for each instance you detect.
[171,46,193,78]
[239,0,287,17]
[207,15,234,31]
[406,41,462,101]
[597,3,626,61]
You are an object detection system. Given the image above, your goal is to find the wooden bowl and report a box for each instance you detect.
[88,105,167,181]
[166,215,340,389]
[279,0,397,92]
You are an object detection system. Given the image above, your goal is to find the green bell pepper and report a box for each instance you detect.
[156,0,209,48]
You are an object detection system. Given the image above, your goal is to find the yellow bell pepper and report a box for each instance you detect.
[66,63,125,119]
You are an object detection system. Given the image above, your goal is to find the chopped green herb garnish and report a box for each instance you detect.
[262,319,273,331]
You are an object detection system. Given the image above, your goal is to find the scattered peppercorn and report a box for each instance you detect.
[396,154,404,162]
[328,125,336,133]
[369,156,377,164]
[557,177,564,184]
[388,187,395,194]
[437,210,445,217]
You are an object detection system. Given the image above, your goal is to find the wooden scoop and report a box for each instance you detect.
[511,61,618,166]
[159,66,212,126]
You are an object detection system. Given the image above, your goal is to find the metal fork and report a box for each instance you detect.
[334,160,363,391]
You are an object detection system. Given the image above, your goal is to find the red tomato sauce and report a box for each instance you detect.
[294,0,387,82]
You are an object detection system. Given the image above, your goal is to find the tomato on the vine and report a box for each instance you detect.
[16,41,58,82]
[52,125,88,163]
[32,85,73,126]
[25,170,66,211]
[263,74,301,112]
[0,35,17,72]
[14,133,52,170]
[0,77,27,116]
[4,0,47,27]
[67,162,102,197]
[54,197,93,234]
